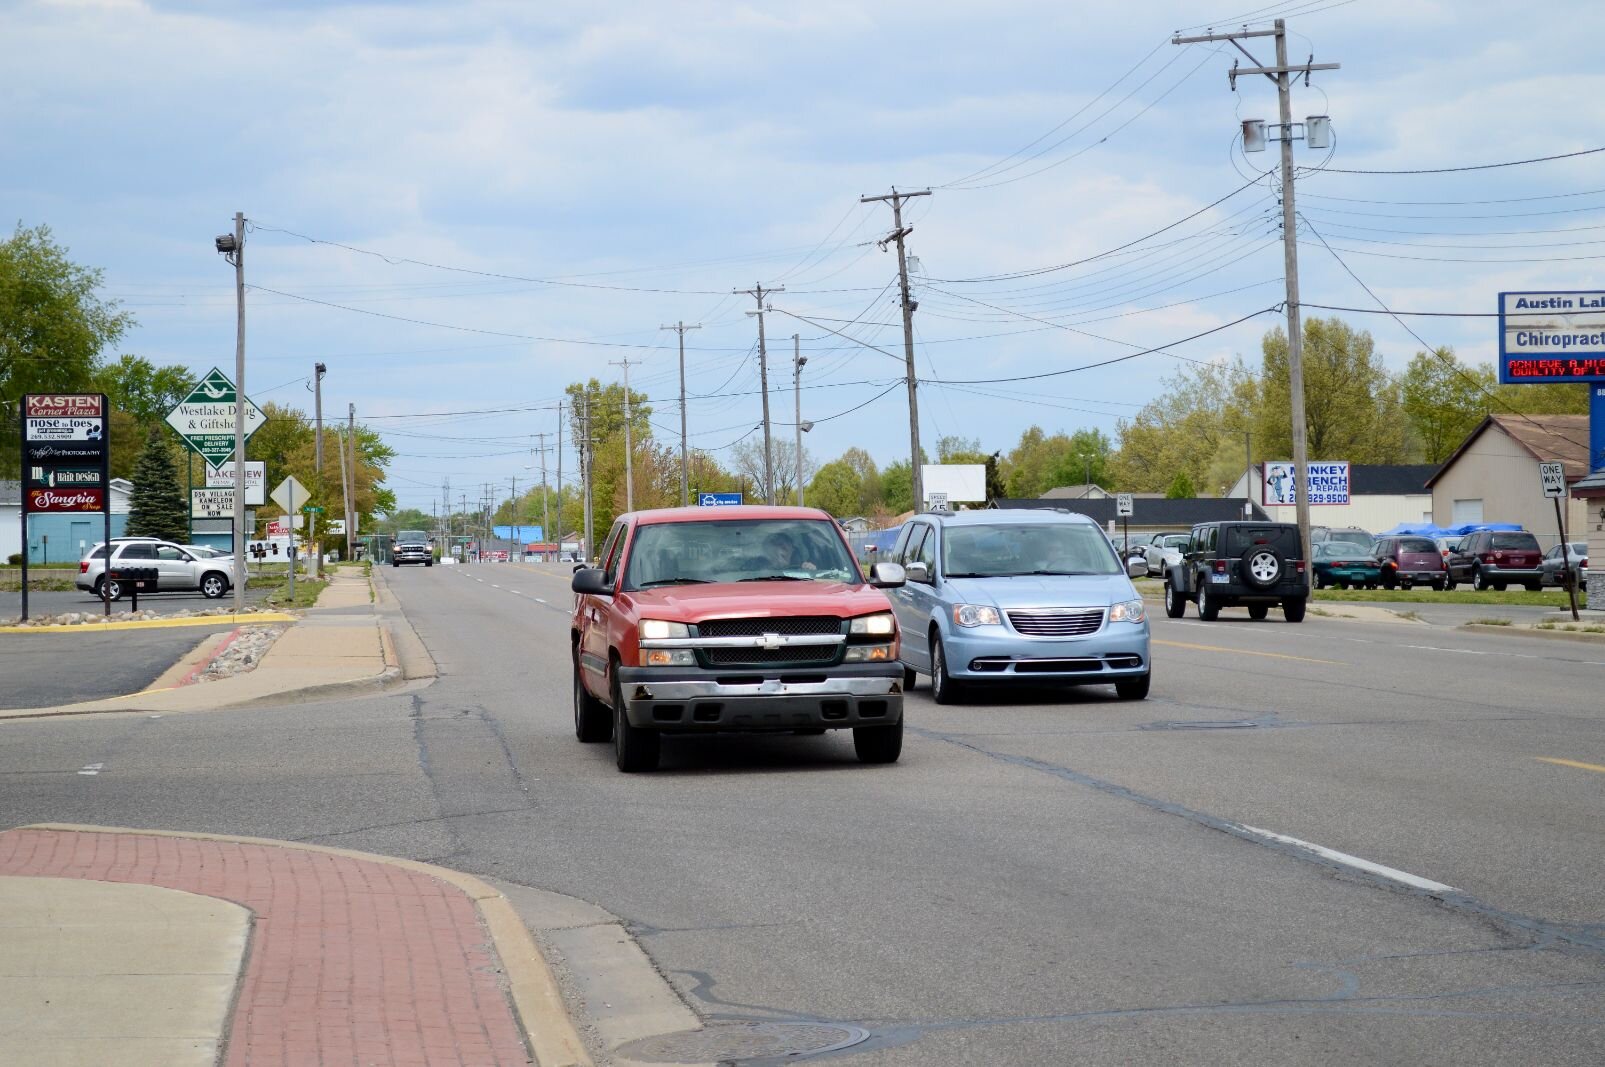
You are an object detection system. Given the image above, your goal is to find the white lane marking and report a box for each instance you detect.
[509,589,522,595]
[1402,644,1485,655]
[77,763,103,776]
[534,598,547,604]
[491,585,500,589]
[1237,824,1458,894]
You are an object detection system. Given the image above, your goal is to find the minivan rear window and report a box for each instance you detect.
[1491,532,1539,550]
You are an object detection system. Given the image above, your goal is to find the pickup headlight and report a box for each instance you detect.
[953,604,1001,628]
[849,612,896,636]
[640,648,695,667]
[844,644,895,662]
[1108,599,1146,623]
[639,619,690,640]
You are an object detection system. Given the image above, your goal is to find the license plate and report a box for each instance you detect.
[1210,573,1230,584]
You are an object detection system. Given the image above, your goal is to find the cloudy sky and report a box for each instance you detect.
[6,0,1604,511]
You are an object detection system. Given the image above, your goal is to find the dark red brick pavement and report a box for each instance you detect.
[0,827,532,1066]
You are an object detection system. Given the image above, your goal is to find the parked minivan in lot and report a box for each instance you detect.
[883,510,1151,703]
[1445,530,1544,591]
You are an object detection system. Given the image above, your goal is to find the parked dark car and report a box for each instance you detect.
[1311,526,1374,551]
[1311,542,1380,590]
[1163,521,1308,622]
[1371,536,1448,591]
[1445,530,1544,591]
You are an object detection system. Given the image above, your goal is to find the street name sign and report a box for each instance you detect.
[1539,461,1567,498]
[164,367,266,465]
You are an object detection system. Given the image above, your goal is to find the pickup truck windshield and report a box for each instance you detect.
[943,524,1121,578]
[623,519,860,589]
[397,530,429,544]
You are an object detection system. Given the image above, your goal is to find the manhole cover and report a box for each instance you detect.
[619,1022,869,1063]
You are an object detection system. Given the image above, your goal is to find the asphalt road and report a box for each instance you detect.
[0,583,273,623]
[2,561,1601,1064]
[0,624,240,708]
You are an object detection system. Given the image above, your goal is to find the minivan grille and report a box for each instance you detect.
[1007,608,1104,637]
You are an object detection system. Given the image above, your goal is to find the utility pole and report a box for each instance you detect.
[1173,19,1338,582]
[313,362,326,574]
[510,474,519,559]
[608,359,637,512]
[736,284,784,504]
[337,424,351,560]
[533,433,552,557]
[793,334,807,507]
[581,393,594,560]
[861,188,931,511]
[662,322,701,506]
[554,401,564,549]
[443,477,451,559]
[229,211,246,610]
[346,404,357,563]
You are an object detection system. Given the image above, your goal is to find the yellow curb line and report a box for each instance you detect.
[0,612,298,634]
[1535,756,1605,775]
[22,823,593,1067]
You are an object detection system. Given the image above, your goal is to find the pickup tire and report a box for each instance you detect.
[611,666,660,772]
[425,559,433,568]
[573,658,611,743]
[853,720,902,763]
[902,666,918,692]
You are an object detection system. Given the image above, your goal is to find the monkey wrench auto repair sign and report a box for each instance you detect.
[1498,291,1605,383]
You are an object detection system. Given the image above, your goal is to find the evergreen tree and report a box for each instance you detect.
[126,430,189,543]
[1165,471,1196,499]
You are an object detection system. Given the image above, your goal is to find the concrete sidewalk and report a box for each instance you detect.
[0,825,590,1067]
[0,569,434,719]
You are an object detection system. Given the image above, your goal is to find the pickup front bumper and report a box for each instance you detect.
[614,663,903,731]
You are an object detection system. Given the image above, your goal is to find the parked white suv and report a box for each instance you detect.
[77,540,235,600]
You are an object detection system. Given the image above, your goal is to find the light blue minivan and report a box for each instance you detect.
[884,510,1151,703]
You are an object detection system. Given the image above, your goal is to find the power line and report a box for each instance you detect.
[1302,144,1605,176]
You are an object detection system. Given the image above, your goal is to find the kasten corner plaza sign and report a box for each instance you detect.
[1498,291,1605,384]
[20,393,110,515]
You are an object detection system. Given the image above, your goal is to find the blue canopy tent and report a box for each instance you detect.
[1375,522,1523,539]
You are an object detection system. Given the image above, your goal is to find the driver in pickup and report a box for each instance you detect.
[764,532,817,573]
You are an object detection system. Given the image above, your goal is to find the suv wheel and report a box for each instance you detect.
[573,658,611,743]
[101,577,123,602]
[1472,566,1488,591]
[1242,547,1283,588]
[611,667,659,772]
[1197,581,1220,621]
[930,632,964,705]
[1282,597,1307,623]
[200,573,228,599]
[1247,604,1269,621]
[853,719,903,763]
[1163,581,1186,618]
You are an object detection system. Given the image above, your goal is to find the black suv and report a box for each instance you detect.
[1162,521,1308,622]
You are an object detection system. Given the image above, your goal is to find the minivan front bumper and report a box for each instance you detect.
[942,624,1150,683]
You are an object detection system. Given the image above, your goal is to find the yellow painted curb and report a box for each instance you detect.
[0,612,298,635]
[21,824,593,1067]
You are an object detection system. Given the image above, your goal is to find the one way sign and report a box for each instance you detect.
[1539,461,1566,498]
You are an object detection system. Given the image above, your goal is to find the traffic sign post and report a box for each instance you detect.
[1540,462,1580,620]
[270,476,310,598]
[1116,493,1133,557]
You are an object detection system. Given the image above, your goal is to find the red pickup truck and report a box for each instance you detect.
[571,506,908,772]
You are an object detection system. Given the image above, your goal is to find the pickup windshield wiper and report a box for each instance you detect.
[637,577,713,587]
[738,574,811,582]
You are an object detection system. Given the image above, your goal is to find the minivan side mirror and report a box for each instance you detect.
[571,568,612,595]
[904,562,931,584]
[868,562,906,588]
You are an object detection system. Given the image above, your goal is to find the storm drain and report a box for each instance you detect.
[617,1022,869,1063]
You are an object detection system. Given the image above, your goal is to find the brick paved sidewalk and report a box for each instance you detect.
[0,827,532,1066]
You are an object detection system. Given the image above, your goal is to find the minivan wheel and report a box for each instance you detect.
[930,632,964,705]
[1115,672,1151,700]
[611,668,659,772]
[200,573,228,599]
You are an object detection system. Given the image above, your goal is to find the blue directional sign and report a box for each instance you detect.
[698,492,744,507]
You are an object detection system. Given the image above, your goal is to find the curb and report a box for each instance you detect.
[21,823,593,1067]
[1460,622,1605,643]
[0,611,298,635]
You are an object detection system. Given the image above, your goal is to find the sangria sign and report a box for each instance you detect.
[21,394,110,515]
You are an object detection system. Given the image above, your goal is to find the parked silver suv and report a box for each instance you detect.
[77,540,234,600]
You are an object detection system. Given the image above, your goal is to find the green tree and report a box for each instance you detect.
[1256,318,1406,464]
[1110,359,1258,494]
[125,429,189,542]
[935,435,1005,499]
[1165,470,1196,499]
[839,446,884,513]
[1044,428,1115,490]
[807,459,864,517]
[565,378,653,535]
[880,460,914,515]
[1402,349,1495,463]
[0,223,135,470]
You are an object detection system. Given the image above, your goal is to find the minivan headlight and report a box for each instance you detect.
[1109,599,1145,623]
[953,604,1001,627]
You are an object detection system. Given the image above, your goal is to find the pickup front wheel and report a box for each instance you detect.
[573,659,611,743]
[853,720,903,764]
[611,667,660,772]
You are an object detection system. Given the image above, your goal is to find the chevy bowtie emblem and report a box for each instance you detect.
[760,633,782,650]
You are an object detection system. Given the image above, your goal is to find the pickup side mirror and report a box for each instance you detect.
[1127,558,1146,579]
[868,561,906,589]
[572,563,588,574]
[571,568,613,595]
[904,562,931,584]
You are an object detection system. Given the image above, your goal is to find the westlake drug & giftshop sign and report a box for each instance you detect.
[1498,291,1605,383]
[164,367,266,465]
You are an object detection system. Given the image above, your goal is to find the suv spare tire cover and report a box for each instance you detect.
[1241,544,1283,588]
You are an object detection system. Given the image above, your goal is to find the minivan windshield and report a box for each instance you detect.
[942,523,1121,578]
[623,519,860,588]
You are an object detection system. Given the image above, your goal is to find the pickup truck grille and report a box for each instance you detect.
[1007,608,1105,637]
[703,645,840,666]
[697,616,843,638]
